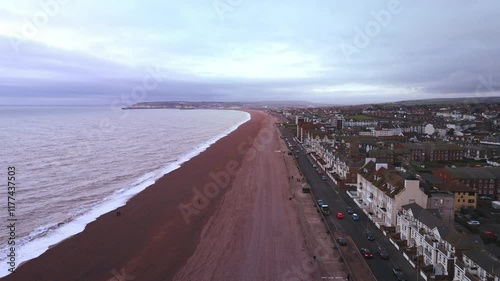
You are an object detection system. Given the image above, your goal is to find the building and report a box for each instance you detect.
[455,248,500,281]
[367,149,395,165]
[426,190,455,226]
[464,145,500,160]
[439,181,478,211]
[403,143,464,162]
[357,161,428,227]
[397,203,486,280]
[426,143,464,162]
[435,167,500,199]
[296,122,322,143]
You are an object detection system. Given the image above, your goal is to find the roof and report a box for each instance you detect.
[360,161,408,198]
[439,180,475,192]
[445,167,500,180]
[406,203,444,228]
[435,226,482,249]
[463,248,500,276]
[402,203,425,217]
[368,149,395,157]
[310,131,331,139]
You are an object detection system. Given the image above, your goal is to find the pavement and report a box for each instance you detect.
[281,132,350,281]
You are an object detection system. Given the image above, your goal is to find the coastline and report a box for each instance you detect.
[1,110,260,281]
[0,109,250,277]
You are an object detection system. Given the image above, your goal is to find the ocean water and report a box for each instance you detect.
[0,106,250,275]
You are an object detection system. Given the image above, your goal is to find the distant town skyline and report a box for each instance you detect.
[1,0,500,105]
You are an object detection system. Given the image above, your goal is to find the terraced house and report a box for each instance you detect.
[397,203,500,281]
[356,161,428,227]
[455,248,500,281]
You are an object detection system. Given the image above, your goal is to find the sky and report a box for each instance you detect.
[1,0,500,105]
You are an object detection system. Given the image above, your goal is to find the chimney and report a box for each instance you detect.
[375,163,388,171]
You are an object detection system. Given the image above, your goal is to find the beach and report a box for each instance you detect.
[2,110,310,281]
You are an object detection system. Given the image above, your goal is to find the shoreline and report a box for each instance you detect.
[0,109,250,277]
[1,110,261,281]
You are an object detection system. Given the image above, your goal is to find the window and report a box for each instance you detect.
[468,199,475,204]
[469,192,475,196]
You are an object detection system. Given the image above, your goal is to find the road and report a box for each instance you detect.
[278,122,421,281]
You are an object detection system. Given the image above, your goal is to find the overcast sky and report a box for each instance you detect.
[1,0,500,105]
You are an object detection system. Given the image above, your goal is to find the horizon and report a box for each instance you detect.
[1,1,500,105]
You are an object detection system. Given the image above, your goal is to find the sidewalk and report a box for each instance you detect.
[280,139,349,281]
[279,134,377,281]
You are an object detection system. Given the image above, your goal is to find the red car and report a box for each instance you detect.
[360,248,373,258]
[336,212,344,219]
[485,231,498,238]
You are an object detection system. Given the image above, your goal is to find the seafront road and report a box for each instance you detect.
[278,119,422,281]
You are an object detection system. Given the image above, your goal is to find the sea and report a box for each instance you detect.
[0,106,250,276]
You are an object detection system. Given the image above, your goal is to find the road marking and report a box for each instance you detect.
[329,216,344,232]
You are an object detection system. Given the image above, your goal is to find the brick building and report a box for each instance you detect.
[435,167,500,199]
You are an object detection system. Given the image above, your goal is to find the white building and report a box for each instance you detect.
[397,203,500,280]
[455,248,500,281]
[356,160,428,227]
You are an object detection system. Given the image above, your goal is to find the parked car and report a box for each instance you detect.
[479,196,492,200]
[321,175,328,180]
[377,246,389,259]
[392,268,407,281]
[336,212,344,219]
[346,206,354,214]
[312,164,317,168]
[485,231,498,238]
[336,237,347,246]
[365,231,375,241]
[317,199,324,206]
[352,213,360,221]
[360,248,373,258]
[467,220,480,226]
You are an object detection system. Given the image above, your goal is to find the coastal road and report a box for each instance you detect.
[278,125,421,281]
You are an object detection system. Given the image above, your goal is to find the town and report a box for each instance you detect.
[271,99,500,281]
